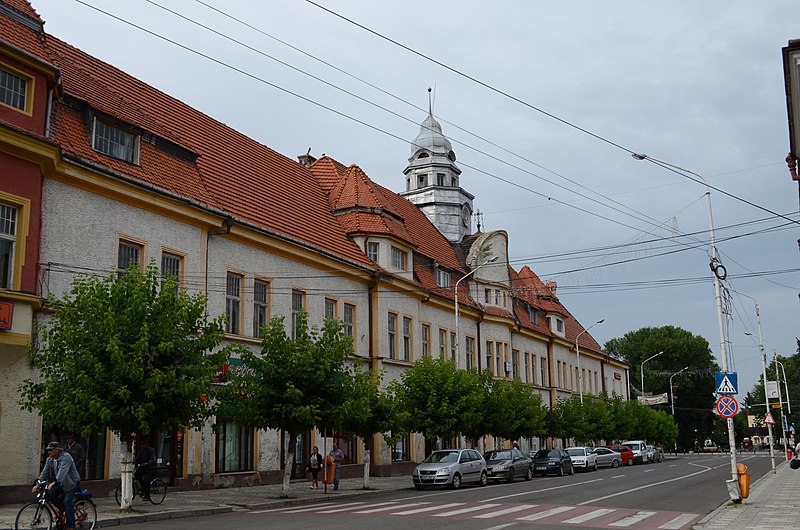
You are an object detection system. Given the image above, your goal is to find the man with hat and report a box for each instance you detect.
[64,434,86,480]
[35,441,80,530]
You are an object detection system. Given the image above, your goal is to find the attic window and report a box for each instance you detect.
[528,306,537,324]
[93,117,140,164]
[0,66,30,113]
[417,152,429,159]
[436,267,450,289]
[391,247,407,271]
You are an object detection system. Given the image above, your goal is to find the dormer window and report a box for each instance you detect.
[93,117,140,164]
[528,305,537,324]
[391,247,407,271]
[417,152,429,159]
[435,267,450,289]
[0,66,30,112]
[367,241,379,262]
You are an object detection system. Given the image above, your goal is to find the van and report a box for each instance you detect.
[620,440,648,464]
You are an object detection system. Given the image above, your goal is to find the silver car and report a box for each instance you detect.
[591,446,622,468]
[566,446,598,472]
[412,449,488,490]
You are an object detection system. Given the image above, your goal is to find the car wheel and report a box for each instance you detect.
[568,463,574,475]
[449,473,462,490]
[415,485,425,490]
[611,459,620,468]
[593,461,598,472]
[557,465,564,477]
[627,458,633,466]
[525,467,533,481]
[479,470,488,487]
[506,469,515,484]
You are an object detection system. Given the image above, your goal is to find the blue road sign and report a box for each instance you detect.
[715,371,738,395]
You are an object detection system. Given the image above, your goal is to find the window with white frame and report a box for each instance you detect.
[557,361,563,388]
[226,272,242,335]
[343,303,355,338]
[324,298,337,320]
[93,118,139,164]
[291,290,305,339]
[160,252,182,295]
[465,337,475,371]
[484,288,491,304]
[557,318,564,333]
[439,329,447,358]
[528,305,537,324]
[421,324,430,356]
[387,313,397,359]
[118,240,142,273]
[436,267,451,289]
[450,331,456,362]
[512,349,520,380]
[402,317,412,361]
[0,203,17,289]
[253,279,269,337]
[485,341,493,375]
[540,357,548,387]
[496,343,503,375]
[0,67,28,112]
[525,352,531,383]
[391,247,407,270]
[367,241,379,262]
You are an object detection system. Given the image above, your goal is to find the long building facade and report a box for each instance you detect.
[0,0,629,501]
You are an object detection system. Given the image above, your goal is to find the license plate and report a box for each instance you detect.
[535,465,546,470]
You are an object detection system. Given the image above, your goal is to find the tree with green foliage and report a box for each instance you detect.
[605,326,717,450]
[217,311,355,497]
[743,345,799,450]
[484,378,548,443]
[392,356,484,448]
[18,263,230,509]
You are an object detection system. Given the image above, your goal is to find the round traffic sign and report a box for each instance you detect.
[716,395,739,418]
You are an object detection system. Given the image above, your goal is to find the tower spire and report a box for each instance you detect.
[427,87,433,116]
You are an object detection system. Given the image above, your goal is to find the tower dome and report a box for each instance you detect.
[410,113,453,158]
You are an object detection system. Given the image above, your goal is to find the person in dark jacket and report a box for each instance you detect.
[307,446,323,489]
[35,441,80,530]
[64,434,87,480]
[134,439,157,500]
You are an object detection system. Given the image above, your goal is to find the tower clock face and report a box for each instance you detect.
[461,206,470,227]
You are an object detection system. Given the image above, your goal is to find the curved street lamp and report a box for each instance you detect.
[641,351,663,397]
[454,255,498,370]
[575,318,604,404]
[669,366,689,416]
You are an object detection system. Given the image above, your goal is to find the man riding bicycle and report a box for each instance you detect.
[34,441,80,530]
[134,439,156,501]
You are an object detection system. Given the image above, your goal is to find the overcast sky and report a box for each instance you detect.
[33,0,800,397]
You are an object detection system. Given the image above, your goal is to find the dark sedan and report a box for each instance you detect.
[483,448,533,483]
[531,448,574,476]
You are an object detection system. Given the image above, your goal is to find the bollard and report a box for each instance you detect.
[737,463,750,499]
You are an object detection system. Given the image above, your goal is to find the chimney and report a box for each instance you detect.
[297,148,317,167]
[546,281,557,295]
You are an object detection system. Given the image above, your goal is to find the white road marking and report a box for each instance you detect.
[432,503,502,517]
[517,505,576,521]
[579,464,713,505]
[392,502,464,515]
[644,468,654,472]
[659,513,699,529]
[484,525,516,530]
[609,510,657,526]
[316,502,369,513]
[481,478,602,502]
[474,504,539,518]
[610,474,626,478]
[354,502,427,514]
[253,502,337,513]
[562,508,617,523]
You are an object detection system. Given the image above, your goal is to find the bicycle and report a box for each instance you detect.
[114,474,167,505]
[15,479,97,530]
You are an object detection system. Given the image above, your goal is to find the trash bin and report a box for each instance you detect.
[788,448,793,460]
[737,463,750,499]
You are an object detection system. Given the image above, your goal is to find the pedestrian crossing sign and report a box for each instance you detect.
[715,371,738,395]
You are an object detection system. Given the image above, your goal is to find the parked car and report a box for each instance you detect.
[621,440,648,464]
[412,449,488,490]
[531,448,574,476]
[565,446,598,472]
[483,448,533,483]
[606,445,634,466]
[591,446,622,468]
[647,444,662,463]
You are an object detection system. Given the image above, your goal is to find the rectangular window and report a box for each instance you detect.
[403,317,412,361]
[388,313,397,359]
[253,279,269,337]
[160,252,182,295]
[367,242,379,262]
[528,306,537,324]
[93,118,139,163]
[496,343,503,375]
[436,268,451,289]
[450,176,457,187]
[450,331,457,362]
[0,203,17,289]
[421,324,430,356]
[118,240,142,273]
[343,303,355,338]
[512,349,520,380]
[291,290,305,340]
[0,67,28,111]
[418,174,428,188]
[215,418,254,472]
[486,341,493,375]
[484,288,491,304]
[439,329,447,358]
[392,435,410,462]
[436,173,445,186]
[557,318,564,333]
[494,289,500,305]
[325,298,337,320]
[540,357,548,387]
[525,353,531,384]
[391,247,407,270]
[226,273,242,335]
[557,361,562,388]
[465,337,475,370]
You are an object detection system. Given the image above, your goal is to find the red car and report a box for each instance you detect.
[606,445,635,466]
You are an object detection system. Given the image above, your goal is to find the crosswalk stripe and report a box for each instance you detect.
[354,502,427,514]
[517,505,576,521]
[609,510,657,526]
[250,502,336,514]
[316,502,369,513]
[433,503,502,517]
[563,508,617,524]
[282,501,367,513]
[473,504,539,519]
[659,513,699,529]
[392,502,465,515]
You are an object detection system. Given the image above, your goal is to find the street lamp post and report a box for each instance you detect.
[633,154,739,498]
[774,356,792,459]
[454,255,497,370]
[575,318,604,404]
[641,351,663,397]
[669,366,689,416]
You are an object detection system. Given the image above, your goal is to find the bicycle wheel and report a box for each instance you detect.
[148,478,166,505]
[74,499,97,530]
[114,482,121,506]
[15,502,53,530]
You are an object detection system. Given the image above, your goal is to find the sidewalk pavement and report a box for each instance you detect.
[1,460,797,529]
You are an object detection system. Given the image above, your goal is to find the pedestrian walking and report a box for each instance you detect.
[308,446,323,489]
[329,443,346,491]
[64,434,87,480]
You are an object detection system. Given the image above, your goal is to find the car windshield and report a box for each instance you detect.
[425,451,459,463]
[485,451,512,460]
[566,448,585,457]
[533,449,556,459]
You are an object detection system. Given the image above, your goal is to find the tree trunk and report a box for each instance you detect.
[281,435,293,498]
[362,446,371,490]
[119,441,134,511]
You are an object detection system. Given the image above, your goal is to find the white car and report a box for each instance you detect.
[565,446,598,471]
[621,440,649,464]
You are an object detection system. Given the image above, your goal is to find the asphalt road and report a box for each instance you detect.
[131,453,773,530]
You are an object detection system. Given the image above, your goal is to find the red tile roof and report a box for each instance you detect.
[1,0,41,24]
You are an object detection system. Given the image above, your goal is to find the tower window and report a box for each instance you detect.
[418,174,428,188]
[450,176,457,187]
[437,173,445,186]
